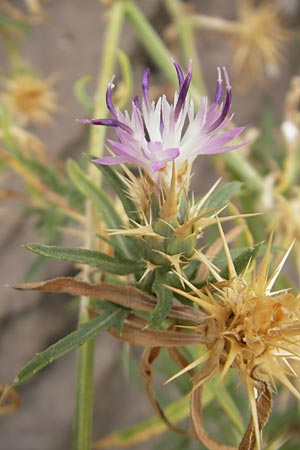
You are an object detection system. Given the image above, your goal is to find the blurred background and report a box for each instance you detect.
[1,1,300,449]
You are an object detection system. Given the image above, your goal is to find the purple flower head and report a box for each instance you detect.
[79,62,244,186]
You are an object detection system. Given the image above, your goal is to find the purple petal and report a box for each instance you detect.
[151,147,180,171]
[93,156,129,166]
[107,139,142,158]
[142,67,151,110]
[197,127,245,155]
[106,78,116,117]
[207,67,232,132]
[133,95,141,111]
[147,140,163,152]
[207,93,231,132]
[205,143,246,154]
[174,60,192,120]
[173,61,184,89]
[212,67,223,104]
[79,118,133,134]
[160,115,164,134]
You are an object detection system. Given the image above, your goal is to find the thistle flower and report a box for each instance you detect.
[1,72,58,125]
[231,0,290,88]
[81,61,244,188]
[192,0,290,90]
[169,227,300,449]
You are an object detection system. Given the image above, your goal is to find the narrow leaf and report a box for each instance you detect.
[219,243,261,280]
[67,159,136,259]
[148,270,173,328]
[25,243,144,275]
[205,181,242,210]
[12,308,124,387]
[195,243,261,289]
[93,163,139,223]
[13,277,203,326]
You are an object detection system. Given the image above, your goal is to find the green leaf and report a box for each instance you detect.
[204,181,242,210]
[21,155,71,195]
[94,301,130,334]
[67,159,138,260]
[12,308,124,387]
[92,163,140,223]
[195,243,261,289]
[74,75,93,112]
[219,243,261,280]
[148,270,173,328]
[26,243,145,275]
[67,159,122,228]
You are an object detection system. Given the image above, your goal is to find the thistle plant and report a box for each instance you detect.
[7,59,300,450]
[1,2,300,450]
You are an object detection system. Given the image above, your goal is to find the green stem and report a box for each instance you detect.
[125,1,177,84]
[124,0,200,103]
[222,151,263,193]
[164,0,206,94]
[72,3,125,450]
[189,14,238,34]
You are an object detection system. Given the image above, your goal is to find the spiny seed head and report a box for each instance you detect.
[142,190,197,268]
[169,231,299,450]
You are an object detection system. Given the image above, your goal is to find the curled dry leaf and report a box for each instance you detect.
[141,347,187,435]
[13,276,204,325]
[191,385,237,450]
[0,384,21,416]
[239,379,272,450]
[110,315,204,348]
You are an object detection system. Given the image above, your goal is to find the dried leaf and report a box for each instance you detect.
[239,380,272,450]
[191,385,237,450]
[189,338,237,450]
[13,277,204,324]
[0,384,20,416]
[110,315,204,348]
[140,347,186,435]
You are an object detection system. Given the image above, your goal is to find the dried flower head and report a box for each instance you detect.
[281,75,300,147]
[169,227,300,449]
[230,0,290,88]
[1,72,58,125]
[80,61,244,189]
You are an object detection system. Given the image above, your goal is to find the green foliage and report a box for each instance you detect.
[92,162,140,223]
[204,181,242,210]
[12,306,127,387]
[26,243,145,275]
[195,243,261,289]
[67,159,138,259]
[148,270,174,328]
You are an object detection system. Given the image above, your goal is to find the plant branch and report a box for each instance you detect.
[73,3,125,450]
